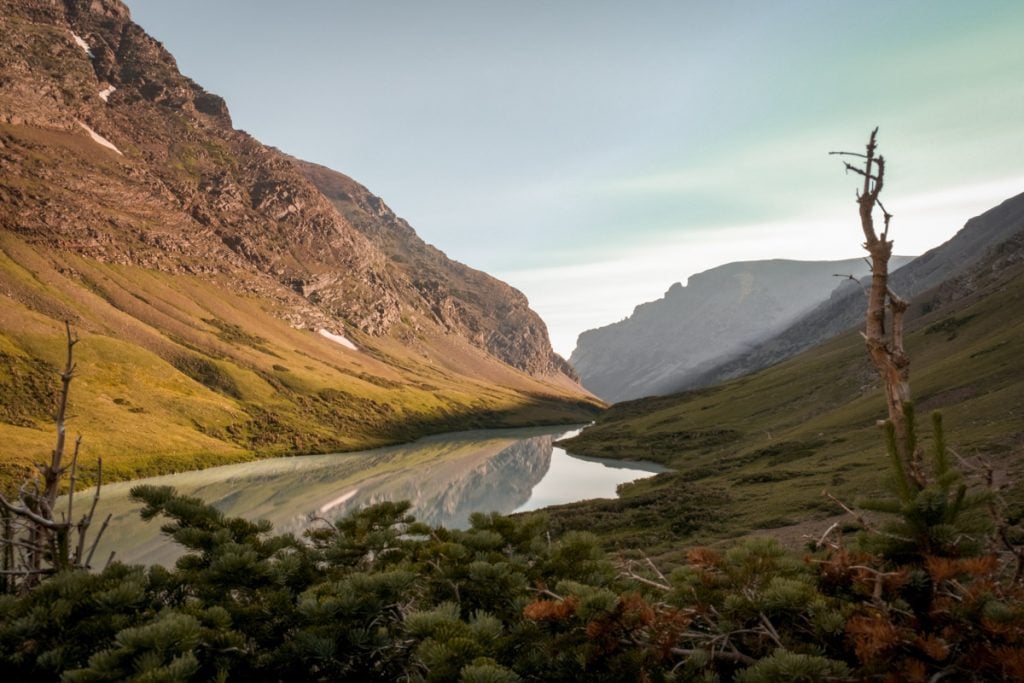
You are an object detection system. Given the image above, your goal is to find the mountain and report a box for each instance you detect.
[294,160,578,379]
[683,191,1024,390]
[553,201,1024,551]
[570,257,911,402]
[0,0,598,486]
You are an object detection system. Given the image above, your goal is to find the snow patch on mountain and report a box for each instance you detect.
[318,328,358,351]
[76,120,122,155]
[70,32,94,58]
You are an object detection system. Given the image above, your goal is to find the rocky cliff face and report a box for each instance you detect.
[0,0,571,376]
[685,192,1024,390]
[296,160,575,377]
[570,258,912,402]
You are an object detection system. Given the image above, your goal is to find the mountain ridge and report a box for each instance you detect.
[554,202,1024,550]
[570,256,911,402]
[682,191,1024,390]
[0,0,598,486]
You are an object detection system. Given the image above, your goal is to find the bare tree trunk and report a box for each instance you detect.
[0,323,109,592]
[832,129,923,485]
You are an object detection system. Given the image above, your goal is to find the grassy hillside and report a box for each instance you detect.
[553,244,1024,554]
[0,232,601,490]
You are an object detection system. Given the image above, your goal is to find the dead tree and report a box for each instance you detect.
[0,322,110,592]
[831,129,924,487]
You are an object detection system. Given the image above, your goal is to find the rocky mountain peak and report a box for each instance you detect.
[0,0,575,377]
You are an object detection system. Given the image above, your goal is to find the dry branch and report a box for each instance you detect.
[0,323,107,592]
[835,129,922,485]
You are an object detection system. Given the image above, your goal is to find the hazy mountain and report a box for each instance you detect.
[557,196,1024,548]
[684,191,1024,390]
[0,0,598,484]
[570,257,911,402]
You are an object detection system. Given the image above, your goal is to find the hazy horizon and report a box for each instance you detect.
[126,0,1024,356]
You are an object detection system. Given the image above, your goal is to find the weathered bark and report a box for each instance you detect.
[832,129,922,485]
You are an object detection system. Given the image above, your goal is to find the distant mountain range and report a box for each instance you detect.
[0,0,597,485]
[683,191,1024,391]
[573,191,1024,402]
[557,190,1024,549]
[570,256,913,402]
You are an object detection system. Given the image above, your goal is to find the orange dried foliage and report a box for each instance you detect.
[991,646,1024,679]
[882,567,910,595]
[650,608,692,661]
[981,614,1024,638]
[817,548,887,596]
[523,596,578,622]
[915,634,950,662]
[585,617,612,641]
[925,554,998,583]
[900,658,927,683]
[584,594,659,652]
[847,610,901,661]
[619,593,655,628]
[686,547,721,568]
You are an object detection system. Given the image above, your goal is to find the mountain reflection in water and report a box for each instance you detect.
[74,425,664,567]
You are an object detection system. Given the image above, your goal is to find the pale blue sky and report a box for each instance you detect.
[126,1,1024,356]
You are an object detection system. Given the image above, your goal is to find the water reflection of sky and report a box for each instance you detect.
[514,443,666,512]
[69,425,663,567]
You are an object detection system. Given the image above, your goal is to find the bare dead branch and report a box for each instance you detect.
[839,131,917,475]
[1,324,111,591]
[834,273,868,296]
[0,495,61,530]
[823,491,912,543]
[645,555,669,585]
[84,513,112,568]
[814,522,841,549]
[66,435,81,530]
[759,613,783,647]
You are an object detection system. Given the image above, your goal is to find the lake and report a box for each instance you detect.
[77,425,665,567]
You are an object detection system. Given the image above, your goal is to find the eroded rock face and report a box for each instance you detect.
[0,0,571,375]
[297,159,575,377]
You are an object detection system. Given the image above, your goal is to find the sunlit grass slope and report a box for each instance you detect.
[0,233,601,489]
[556,248,1024,553]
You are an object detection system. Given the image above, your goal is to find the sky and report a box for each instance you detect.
[125,1,1024,357]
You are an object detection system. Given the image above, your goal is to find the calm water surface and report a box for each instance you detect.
[79,425,665,566]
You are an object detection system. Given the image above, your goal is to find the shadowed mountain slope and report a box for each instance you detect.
[682,192,1024,390]
[570,257,911,402]
[551,205,1024,551]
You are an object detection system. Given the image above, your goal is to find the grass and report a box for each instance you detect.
[0,231,601,491]
[554,255,1024,555]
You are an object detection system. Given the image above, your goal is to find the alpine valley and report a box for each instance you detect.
[0,0,600,487]
[557,191,1024,551]
[4,2,1024,680]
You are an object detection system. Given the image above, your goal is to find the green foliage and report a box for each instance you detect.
[556,255,1024,548]
[64,611,204,682]
[169,355,243,399]
[856,405,992,561]
[0,563,155,680]
[543,476,730,548]
[734,649,849,682]
[4,432,1024,682]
